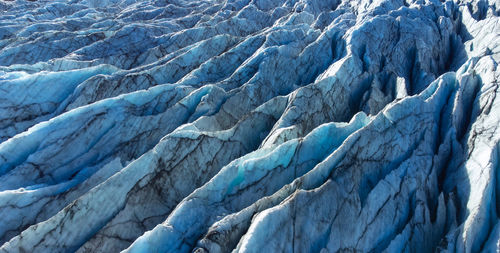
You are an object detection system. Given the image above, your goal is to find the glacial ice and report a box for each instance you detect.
[0,0,499,252]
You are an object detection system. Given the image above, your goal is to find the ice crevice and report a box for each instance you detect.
[0,0,499,252]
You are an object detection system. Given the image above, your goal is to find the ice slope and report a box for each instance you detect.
[0,0,499,252]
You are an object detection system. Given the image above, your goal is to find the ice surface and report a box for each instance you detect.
[0,0,499,252]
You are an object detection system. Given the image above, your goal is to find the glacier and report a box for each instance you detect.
[0,0,499,252]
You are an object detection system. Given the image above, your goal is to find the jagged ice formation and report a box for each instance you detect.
[0,0,499,252]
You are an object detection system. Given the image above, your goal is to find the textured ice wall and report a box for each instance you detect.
[0,0,499,252]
